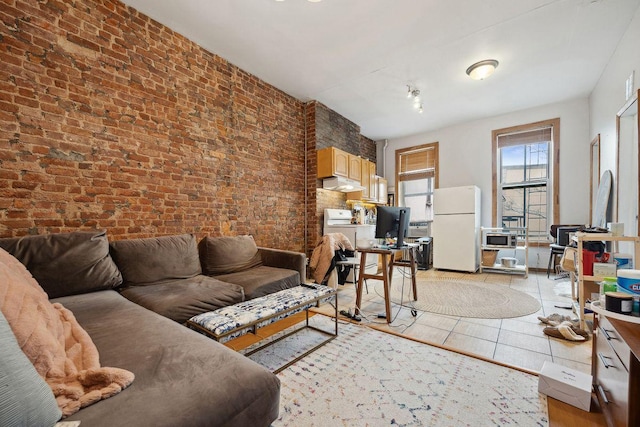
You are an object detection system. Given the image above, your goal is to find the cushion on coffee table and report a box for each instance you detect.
[188,284,335,342]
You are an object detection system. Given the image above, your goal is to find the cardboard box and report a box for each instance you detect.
[538,361,592,411]
[593,262,616,278]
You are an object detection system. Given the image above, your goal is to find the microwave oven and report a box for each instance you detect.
[485,232,517,248]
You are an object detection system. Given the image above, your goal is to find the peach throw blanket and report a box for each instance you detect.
[0,248,134,418]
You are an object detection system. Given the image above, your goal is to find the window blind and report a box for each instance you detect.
[398,147,436,181]
[497,127,552,148]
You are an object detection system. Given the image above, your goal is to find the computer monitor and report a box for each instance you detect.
[375,206,411,248]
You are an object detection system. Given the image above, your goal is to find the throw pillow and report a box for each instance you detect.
[199,235,263,275]
[110,234,202,285]
[0,310,62,427]
[0,230,123,298]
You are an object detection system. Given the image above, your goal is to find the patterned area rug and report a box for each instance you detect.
[254,317,548,426]
[376,278,542,318]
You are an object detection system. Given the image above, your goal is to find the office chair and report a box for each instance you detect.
[547,225,581,278]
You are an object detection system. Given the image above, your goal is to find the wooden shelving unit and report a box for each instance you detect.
[479,227,528,277]
[575,233,640,329]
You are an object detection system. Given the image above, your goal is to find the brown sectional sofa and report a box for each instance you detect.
[0,230,307,426]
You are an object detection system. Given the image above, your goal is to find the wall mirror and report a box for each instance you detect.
[590,134,600,225]
[616,89,639,247]
[593,170,612,229]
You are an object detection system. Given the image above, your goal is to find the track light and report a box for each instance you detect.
[406,86,423,114]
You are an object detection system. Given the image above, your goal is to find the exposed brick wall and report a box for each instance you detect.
[315,102,361,154]
[359,134,376,163]
[0,0,306,251]
[314,102,377,163]
[305,101,376,255]
[304,101,318,257]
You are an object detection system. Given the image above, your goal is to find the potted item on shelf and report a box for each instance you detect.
[500,257,518,268]
[482,250,498,267]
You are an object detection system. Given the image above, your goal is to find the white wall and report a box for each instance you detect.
[379,5,640,270]
[590,5,640,211]
[381,97,591,227]
[380,98,590,269]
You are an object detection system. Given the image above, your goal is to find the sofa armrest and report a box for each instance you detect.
[257,247,306,283]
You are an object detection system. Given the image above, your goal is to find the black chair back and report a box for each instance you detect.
[556,226,580,246]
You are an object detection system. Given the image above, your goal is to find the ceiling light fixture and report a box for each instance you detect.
[466,59,499,80]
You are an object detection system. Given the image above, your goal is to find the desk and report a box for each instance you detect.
[355,246,418,323]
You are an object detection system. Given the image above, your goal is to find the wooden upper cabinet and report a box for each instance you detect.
[367,161,377,200]
[360,159,371,198]
[377,177,387,204]
[349,155,362,181]
[317,147,362,180]
[317,147,348,178]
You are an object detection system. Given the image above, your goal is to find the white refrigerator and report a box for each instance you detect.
[432,186,481,272]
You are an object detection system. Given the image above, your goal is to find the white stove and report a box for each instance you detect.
[324,208,356,228]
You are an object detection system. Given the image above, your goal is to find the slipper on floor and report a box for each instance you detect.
[559,320,589,338]
[537,313,573,326]
[548,318,580,327]
[543,323,587,342]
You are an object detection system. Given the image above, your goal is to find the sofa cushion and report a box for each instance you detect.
[119,275,244,324]
[55,291,280,427]
[199,235,263,275]
[0,230,122,298]
[0,311,62,427]
[214,265,300,300]
[110,234,202,286]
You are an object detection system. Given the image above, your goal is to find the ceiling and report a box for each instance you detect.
[120,0,640,141]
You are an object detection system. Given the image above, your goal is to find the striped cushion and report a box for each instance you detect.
[0,310,61,426]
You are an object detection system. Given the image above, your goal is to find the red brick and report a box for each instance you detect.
[0,0,355,253]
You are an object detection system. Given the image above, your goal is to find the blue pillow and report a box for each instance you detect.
[0,310,61,427]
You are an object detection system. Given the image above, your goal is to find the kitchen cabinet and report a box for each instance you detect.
[592,314,640,427]
[376,176,387,204]
[347,171,387,205]
[349,155,362,181]
[360,159,371,199]
[317,147,348,178]
[317,147,362,180]
[346,160,385,203]
[366,161,376,200]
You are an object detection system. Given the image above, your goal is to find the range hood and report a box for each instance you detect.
[322,176,365,192]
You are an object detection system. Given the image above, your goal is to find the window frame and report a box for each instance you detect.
[395,142,439,220]
[491,118,560,245]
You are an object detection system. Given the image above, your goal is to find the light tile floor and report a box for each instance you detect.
[314,268,593,375]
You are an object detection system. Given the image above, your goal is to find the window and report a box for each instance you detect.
[395,142,439,222]
[492,119,559,243]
